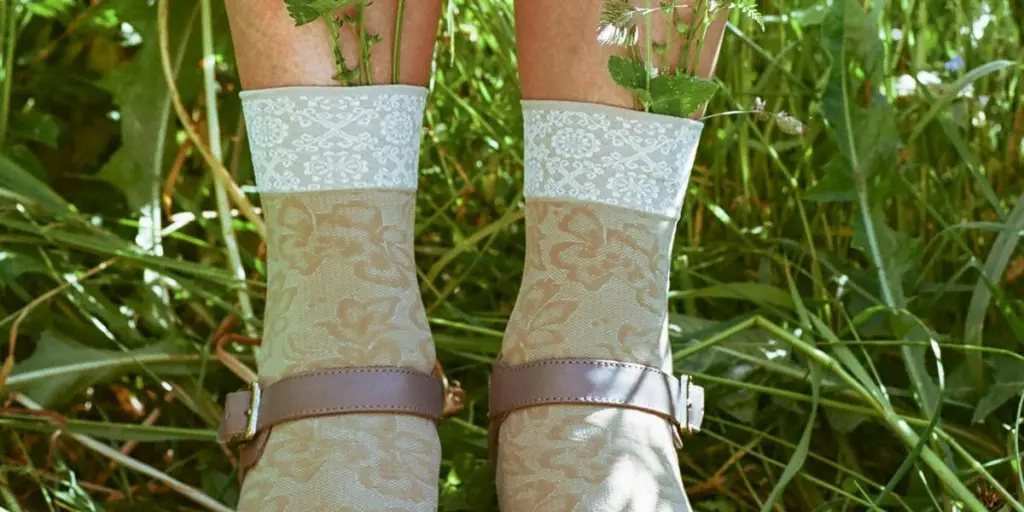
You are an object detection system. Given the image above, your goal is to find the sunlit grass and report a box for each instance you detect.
[0,0,1021,510]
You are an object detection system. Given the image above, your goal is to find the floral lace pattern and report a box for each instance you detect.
[497,201,692,511]
[523,100,702,218]
[237,191,439,512]
[236,86,438,511]
[498,105,701,511]
[242,86,427,193]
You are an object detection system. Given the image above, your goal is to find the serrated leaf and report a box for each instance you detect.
[730,0,764,30]
[98,147,150,211]
[649,73,719,118]
[973,355,1024,423]
[608,56,647,92]
[284,0,357,26]
[805,160,856,202]
[851,206,920,307]
[101,0,203,217]
[5,331,198,408]
[820,0,899,181]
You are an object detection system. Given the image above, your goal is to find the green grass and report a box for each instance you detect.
[0,0,1022,510]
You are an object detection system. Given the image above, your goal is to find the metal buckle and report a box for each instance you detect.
[682,378,695,435]
[672,377,697,449]
[233,381,261,443]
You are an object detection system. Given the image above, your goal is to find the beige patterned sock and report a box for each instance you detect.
[497,100,702,511]
[235,86,440,511]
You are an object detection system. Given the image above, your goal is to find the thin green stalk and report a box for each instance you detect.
[755,317,988,511]
[357,3,372,84]
[392,0,405,83]
[0,0,15,148]
[0,472,22,512]
[200,0,256,336]
[643,0,653,110]
[326,16,348,85]
[15,394,232,512]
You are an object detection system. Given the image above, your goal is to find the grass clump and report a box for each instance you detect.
[0,0,1022,510]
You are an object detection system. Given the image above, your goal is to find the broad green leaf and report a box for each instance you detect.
[824,407,870,433]
[672,283,795,310]
[5,330,199,408]
[98,147,151,212]
[762,363,821,511]
[649,73,719,118]
[851,206,921,308]
[0,153,71,213]
[10,110,61,148]
[973,355,1024,423]
[965,196,1024,376]
[805,160,855,202]
[100,0,202,218]
[0,251,50,284]
[284,0,358,26]
[820,0,899,181]
[607,55,647,92]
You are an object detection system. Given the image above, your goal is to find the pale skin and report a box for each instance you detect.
[223,0,726,505]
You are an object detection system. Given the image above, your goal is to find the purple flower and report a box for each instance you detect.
[945,55,965,72]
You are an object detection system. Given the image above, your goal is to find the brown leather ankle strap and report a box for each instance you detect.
[218,367,445,481]
[487,358,705,459]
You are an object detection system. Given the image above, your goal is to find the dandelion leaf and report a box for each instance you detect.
[649,73,718,118]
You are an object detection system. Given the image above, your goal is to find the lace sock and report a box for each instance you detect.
[236,86,440,511]
[496,100,702,511]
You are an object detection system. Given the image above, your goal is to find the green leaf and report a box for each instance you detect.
[820,0,899,181]
[0,251,50,284]
[0,153,71,213]
[908,60,1019,143]
[10,110,61,148]
[730,0,765,30]
[97,147,151,212]
[649,73,719,118]
[284,0,357,26]
[607,55,647,92]
[100,0,202,216]
[965,196,1024,365]
[973,355,1024,423]
[851,206,920,307]
[672,283,795,310]
[24,0,76,19]
[761,363,821,511]
[805,160,856,202]
[5,330,199,408]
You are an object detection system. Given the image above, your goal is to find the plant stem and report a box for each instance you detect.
[392,0,405,84]
[200,0,256,337]
[0,0,15,148]
[157,0,266,239]
[643,0,654,110]
[677,0,702,72]
[15,394,233,512]
[357,2,373,84]
[325,16,348,85]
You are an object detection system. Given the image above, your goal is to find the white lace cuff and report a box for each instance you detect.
[523,100,702,218]
[241,85,427,193]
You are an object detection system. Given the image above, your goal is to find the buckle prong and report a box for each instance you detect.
[240,380,261,442]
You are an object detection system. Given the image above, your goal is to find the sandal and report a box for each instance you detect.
[218,364,465,482]
[488,358,704,458]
